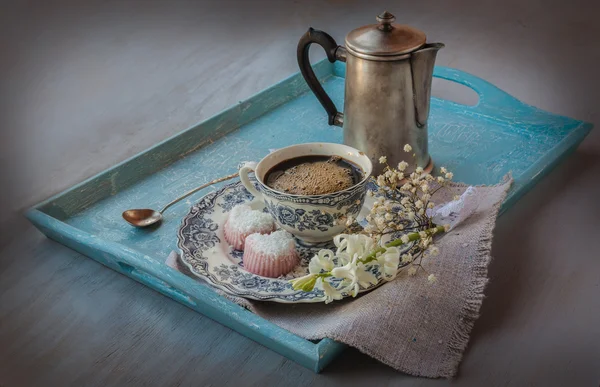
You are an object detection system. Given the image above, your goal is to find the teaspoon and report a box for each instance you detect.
[122,172,239,227]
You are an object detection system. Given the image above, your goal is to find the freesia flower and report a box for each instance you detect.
[308,249,335,274]
[321,279,343,304]
[376,247,401,279]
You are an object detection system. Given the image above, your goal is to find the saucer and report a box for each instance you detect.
[177,180,416,303]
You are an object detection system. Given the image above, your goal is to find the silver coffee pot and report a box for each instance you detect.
[298,11,444,175]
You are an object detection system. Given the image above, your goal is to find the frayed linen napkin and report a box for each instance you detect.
[168,177,512,378]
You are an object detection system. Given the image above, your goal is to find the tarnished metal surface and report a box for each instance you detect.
[298,12,443,175]
[345,11,426,56]
[343,53,427,174]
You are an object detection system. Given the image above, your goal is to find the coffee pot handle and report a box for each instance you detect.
[297,28,345,127]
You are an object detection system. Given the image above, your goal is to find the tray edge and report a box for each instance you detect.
[25,208,346,373]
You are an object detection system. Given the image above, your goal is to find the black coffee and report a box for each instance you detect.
[265,155,363,195]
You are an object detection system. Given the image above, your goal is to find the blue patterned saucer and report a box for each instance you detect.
[177,180,415,303]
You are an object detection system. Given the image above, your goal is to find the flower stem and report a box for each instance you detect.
[360,225,445,264]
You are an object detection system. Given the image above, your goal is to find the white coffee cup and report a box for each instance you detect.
[239,142,372,243]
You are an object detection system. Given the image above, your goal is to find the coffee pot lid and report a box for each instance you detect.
[345,11,426,56]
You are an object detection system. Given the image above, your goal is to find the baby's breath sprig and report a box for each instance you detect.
[290,145,454,303]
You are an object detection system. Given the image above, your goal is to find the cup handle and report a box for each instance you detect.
[239,165,263,202]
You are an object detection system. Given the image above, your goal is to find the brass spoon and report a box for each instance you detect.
[122,172,239,227]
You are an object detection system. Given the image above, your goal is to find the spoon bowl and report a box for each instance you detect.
[123,209,163,227]
[122,172,239,228]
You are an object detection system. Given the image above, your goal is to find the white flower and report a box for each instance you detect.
[418,208,425,215]
[427,202,434,209]
[403,144,412,152]
[437,176,445,183]
[422,193,431,201]
[376,246,401,280]
[367,190,374,197]
[401,253,413,263]
[408,267,418,276]
[375,216,386,228]
[384,213,393,221]
[308,249,335,274]
[421,237,431,247]
[415,200,424,209]
[428,274,437,283]
[419,231,428,239]
[445,172,454,180]
[377,197,385,204]
[333,233,374,264]
[321,279,343,304]
[397,161,409,171]
[440,167,447,174]
[421,183,429,193]
[400,197,410,205]
[407,211,415,220]
[453,194,460,201]
[376,175,386,187]
[379,156,387,164]
[345,216,355,227]
[429,246,439,256]
[401,234,410,244]
[365,215,372,222]
[416,166,424,174]
[331,258,377,297]
[401,183,411,191]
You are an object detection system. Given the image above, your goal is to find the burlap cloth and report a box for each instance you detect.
[172,177,512,378]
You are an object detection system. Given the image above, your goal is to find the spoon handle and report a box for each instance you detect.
[159,172,239,214]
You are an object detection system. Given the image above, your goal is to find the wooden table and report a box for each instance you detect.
[1,1,599,385]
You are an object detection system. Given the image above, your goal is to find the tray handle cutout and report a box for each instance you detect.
[433,67,526,115]
[117,262,198,308]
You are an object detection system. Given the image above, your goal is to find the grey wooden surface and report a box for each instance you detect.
[1,0,599,386]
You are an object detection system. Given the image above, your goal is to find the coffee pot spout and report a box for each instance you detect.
[410,43,444,127]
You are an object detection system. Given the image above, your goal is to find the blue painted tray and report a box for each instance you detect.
[26,59,592,372]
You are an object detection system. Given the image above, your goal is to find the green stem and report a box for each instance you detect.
[360,225,445,264]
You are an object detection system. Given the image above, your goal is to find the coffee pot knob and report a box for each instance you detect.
[376,11,395,31]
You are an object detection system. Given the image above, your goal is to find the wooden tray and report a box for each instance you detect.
[26,59,592,372]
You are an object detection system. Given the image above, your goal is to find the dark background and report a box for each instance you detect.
[1,1,599,386]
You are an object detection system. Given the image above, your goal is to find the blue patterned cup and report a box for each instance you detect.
[239,143,372,243]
